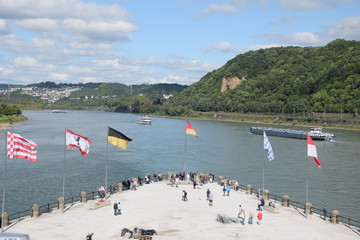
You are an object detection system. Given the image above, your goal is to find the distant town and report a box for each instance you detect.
[0,85,174,103]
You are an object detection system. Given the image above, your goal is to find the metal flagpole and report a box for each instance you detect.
[1,132,8,232]
[305,153,309,218]
[105,127,109,197]
[62,129,67,212]
[184,120,187,173]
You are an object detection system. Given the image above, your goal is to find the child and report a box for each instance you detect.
[257,212,263,225]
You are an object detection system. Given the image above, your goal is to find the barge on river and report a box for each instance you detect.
[250,127,335,140]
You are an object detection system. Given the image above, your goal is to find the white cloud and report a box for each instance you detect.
[199,4,238,17]
[325,16,360,39]
[0,19,10,35]
[14,18,59,31]
[31,38,56,48]
[0,0,131,20]
[12,57,39,67]
[277,0,331,11]
[201,41,238,53]
[49,72,68,81]
[291,32,321,44]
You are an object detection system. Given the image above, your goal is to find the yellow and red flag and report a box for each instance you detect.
[186,121,198,137]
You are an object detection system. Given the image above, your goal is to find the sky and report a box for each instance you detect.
[0,0,359,86]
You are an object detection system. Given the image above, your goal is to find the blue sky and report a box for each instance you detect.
[0,0,359,86]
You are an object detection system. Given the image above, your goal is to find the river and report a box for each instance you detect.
[0,110,359,220]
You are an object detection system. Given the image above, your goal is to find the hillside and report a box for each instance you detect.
[161,39,360,116]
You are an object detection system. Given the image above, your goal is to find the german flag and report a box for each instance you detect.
[186,121,198,137]
[108,127,132,149]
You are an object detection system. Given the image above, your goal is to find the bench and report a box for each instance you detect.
[89,200,111,210]
[264,205,280,214]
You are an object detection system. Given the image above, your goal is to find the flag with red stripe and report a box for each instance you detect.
[7,132,37,162]
[307,135,322,167]
[66,129,91,156]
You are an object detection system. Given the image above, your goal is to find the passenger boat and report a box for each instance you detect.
[249,127,334,140]
[137,115,152,125]
[52,110,67,113]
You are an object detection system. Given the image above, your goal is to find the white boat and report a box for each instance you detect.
[137,115,151,125]
[52,110,67,113]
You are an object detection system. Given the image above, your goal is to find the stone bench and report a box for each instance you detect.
[264,205,280,214]
[89,200,111,210]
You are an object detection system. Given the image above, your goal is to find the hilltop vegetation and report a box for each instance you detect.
[161,39,360,117]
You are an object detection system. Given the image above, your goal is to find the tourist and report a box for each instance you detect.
[118,202,122,215]
[193,180,197,189]
[257,212,263,225]
[206,189,210,201]
[113,202,118,216]
[238,205,245,225]
[323,206,328,221]
[223,186,226,196]
[208,192,213,206]
[175,176,180,188]
[248,210,254,224]
[226,185,231,196]
[257,198,265,211]
[182,190,188,201]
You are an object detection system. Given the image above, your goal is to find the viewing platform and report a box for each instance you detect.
[2,175,359,240]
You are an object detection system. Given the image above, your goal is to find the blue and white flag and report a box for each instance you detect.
[263,131,274,161]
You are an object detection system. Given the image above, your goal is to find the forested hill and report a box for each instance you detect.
[162,39,360,115]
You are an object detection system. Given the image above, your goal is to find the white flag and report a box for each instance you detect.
[66,129,91,157]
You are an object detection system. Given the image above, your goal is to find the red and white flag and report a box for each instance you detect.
[307,135,322,167]
[66,129,91,156]
[7,132,37,162]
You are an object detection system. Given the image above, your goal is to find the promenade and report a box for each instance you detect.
[4,180,359,240]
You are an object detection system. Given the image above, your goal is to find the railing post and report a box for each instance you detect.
[31,204,40,218]
[282,195,290,207]
[246,184,252,195]
[1,212,9,227]
[331,210,340,224]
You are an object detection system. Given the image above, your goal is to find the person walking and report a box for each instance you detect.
[118,202,122,215]
[208,192,213,206]
[222,186,226,196]
[226,185,231,196]
[248,210,254,224]
[113,202,118,216]
[182,190,188,201]
[322,206,328,221]
[257,212,263,225]
[238,205,245,225]
[206,189,210,201]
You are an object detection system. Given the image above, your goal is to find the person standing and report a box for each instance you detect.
[248,210,254,224]
[322,206,328,221]
[118,202,122,215]
[206,189,210,201]
[226,185,231,196]
[113,202,118,216]
[257,212,263,225]
[223,186,226,196]
[208,192,213,206]
[182,190,188,201]
[238,205,245,225]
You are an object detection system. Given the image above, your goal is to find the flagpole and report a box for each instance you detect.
[184,120,187,174]
[1,132,8,232]
[305,151,308,218]
[62,129,67,213]
[262,131,265,197]
[105,127,109,197]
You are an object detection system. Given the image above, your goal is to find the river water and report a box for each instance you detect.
[0,110,359,220]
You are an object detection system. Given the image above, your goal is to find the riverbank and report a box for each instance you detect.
[4,180,359,240]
